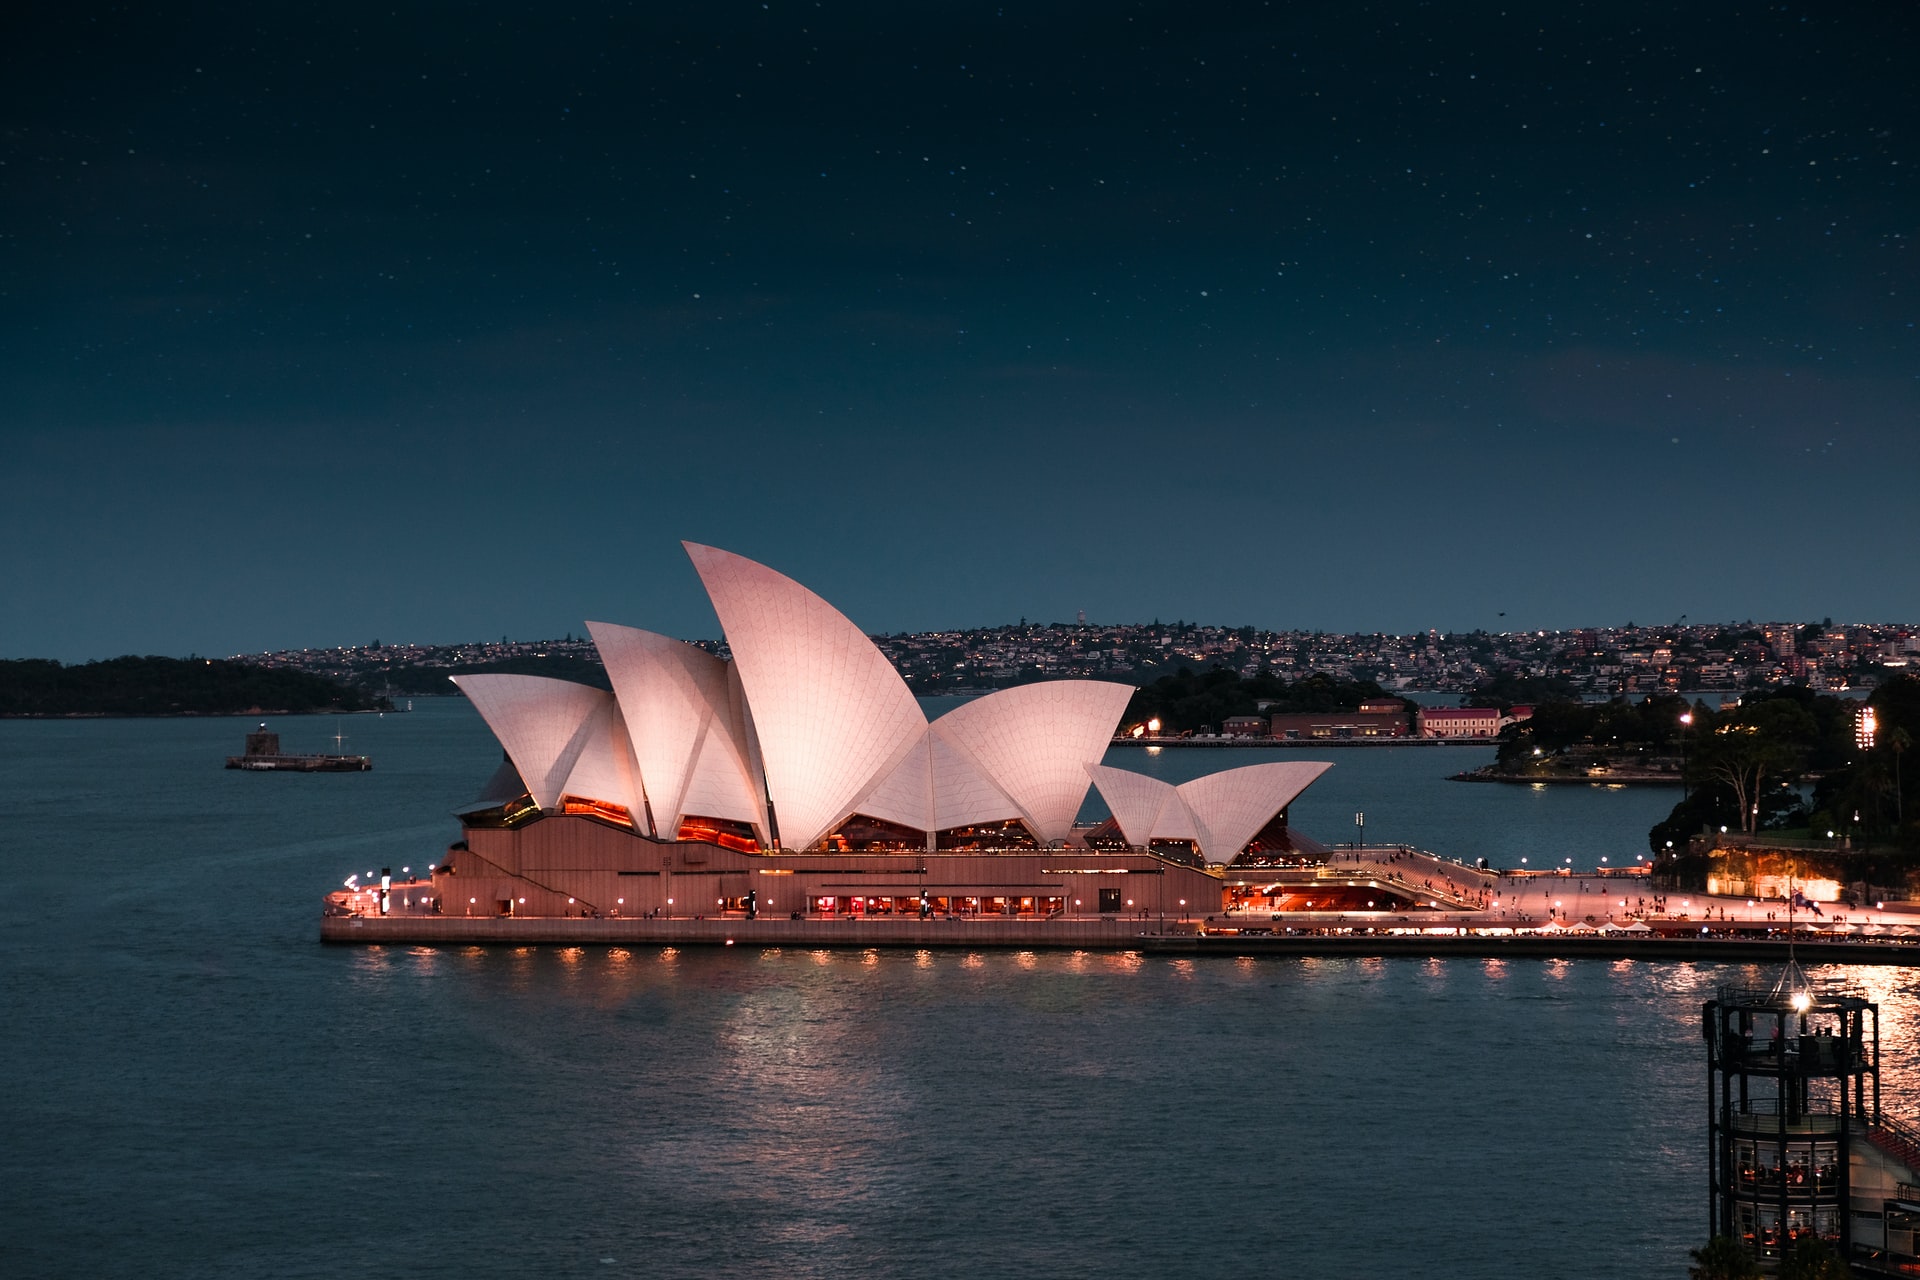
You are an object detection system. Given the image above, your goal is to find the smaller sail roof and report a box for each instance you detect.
[588,620,764,839]
[457,754,531,815]
[1087,759,1332,863]
[451,674,614,811]
[1178,761,1332,864]
[559,703,646,818]
[1086,764,1177,848]
[933,680,1134,843]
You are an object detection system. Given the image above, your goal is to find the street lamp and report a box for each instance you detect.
[1679,711,1693,802]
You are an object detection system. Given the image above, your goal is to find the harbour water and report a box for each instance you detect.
[6,700,1920,1278]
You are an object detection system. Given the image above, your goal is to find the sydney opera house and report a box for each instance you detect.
[331,544,1365,935]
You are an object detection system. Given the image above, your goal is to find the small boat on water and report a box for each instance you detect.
[225,724,370,772]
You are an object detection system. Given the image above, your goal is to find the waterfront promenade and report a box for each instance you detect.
[322,911,1920,963]
[325,863,1920,963]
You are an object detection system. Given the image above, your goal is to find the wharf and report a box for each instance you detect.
[228,753,371,771]
[319,913,1920,964]
[227,724,369,771]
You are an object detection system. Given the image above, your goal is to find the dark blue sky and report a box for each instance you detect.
[5,2,1915,661]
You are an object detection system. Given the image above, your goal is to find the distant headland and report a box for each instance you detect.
[0,657,387,718]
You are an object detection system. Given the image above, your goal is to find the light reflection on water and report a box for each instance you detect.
[278,948,1920,1276]
[19,927,1920,1277]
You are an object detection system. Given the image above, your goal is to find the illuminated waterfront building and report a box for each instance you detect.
[381,544,1341,925]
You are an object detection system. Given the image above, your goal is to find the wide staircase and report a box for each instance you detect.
[1249,849,1489,912]
[1344,848,1493,910]
[1867,1113,1920,1178]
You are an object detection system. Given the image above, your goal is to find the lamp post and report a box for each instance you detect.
[1679,710,1693,802]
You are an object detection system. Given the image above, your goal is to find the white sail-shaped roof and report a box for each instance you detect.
[587,621,764,839]
[929,732,1024,830]
[1088,759,1331,861]
[458,754,531,815]
[1177,761,1332,864]
[456,545,1332,862]
[852,734,936,832]
[934,680,1133,844]
[559,704,646,818]
[1085,764,1177,847]
[850,729,1024,835]
[1150,792,1203,845]
[685,542,927,850]
[676,724,769,841]
[726,662,767,812]
[451,674,615,811]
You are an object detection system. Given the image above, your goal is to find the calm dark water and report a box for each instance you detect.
[6,702,1920,1279]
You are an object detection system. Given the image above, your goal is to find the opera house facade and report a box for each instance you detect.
[338,544,1347,934]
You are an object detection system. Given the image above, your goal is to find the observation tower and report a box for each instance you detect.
[1704,965,1920,1273]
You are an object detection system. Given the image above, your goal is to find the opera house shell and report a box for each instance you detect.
[411,543,1338,925]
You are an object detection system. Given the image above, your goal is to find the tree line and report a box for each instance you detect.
[367,655,613,696]
[1122,667,1410,734]
[1643,678,1915,857]
[0,657,386,716]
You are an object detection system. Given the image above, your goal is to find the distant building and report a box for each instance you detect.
[1417,707,1502,739]
[1221,715,1268,737]
[1269,708,1409,740]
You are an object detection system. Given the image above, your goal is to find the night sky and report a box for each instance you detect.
[5,2,1915,662]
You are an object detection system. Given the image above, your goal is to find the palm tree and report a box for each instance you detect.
[1689,1235,1761,1280]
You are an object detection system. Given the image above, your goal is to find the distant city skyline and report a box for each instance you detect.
[236,615,1918,699]
[4,4,1914,662]
[243,614,1916,655]
[15,606,1920,668]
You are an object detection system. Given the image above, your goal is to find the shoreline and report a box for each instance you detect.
[0,706,392,720]
[1110,737,1480,749]
[320,915,1920,964]
[1450,768,1682,785]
